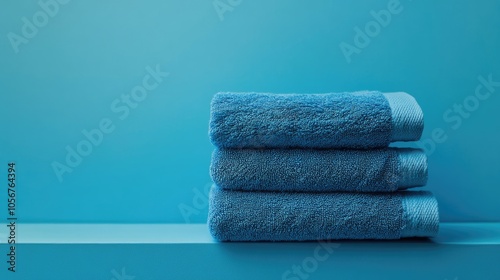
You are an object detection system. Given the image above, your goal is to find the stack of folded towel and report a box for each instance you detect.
[207,91,439,241]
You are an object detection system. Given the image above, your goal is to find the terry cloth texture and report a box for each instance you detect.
[208,186,439,241]
[210,148,427,192]
[209,92,423,149]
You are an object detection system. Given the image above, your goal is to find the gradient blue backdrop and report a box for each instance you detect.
[1,0,499,224]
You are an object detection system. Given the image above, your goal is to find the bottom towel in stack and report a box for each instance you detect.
[208,186,439,241]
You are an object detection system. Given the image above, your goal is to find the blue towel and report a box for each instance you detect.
[208,186,439,241]
[209,91,423,148]
[211,147,427,192]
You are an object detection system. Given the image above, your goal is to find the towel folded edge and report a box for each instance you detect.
[400,191,439,238]
[396,148,428,189]
[384,92,424,142]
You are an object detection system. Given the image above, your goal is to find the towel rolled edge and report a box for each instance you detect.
[383,92,424,142]
[400,191,439,238]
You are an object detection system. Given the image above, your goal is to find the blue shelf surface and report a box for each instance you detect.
[0,223,499,280]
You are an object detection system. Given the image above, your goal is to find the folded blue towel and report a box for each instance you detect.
[208,186,439,241]
[209,91,423,148]
[211,147,427,192]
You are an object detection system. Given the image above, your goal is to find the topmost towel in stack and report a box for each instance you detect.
[207,91,439,241]
[209,91,424,149]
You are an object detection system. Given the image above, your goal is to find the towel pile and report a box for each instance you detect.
[207,91,439,241]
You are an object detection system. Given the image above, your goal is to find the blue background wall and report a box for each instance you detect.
[1,0,499,223]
